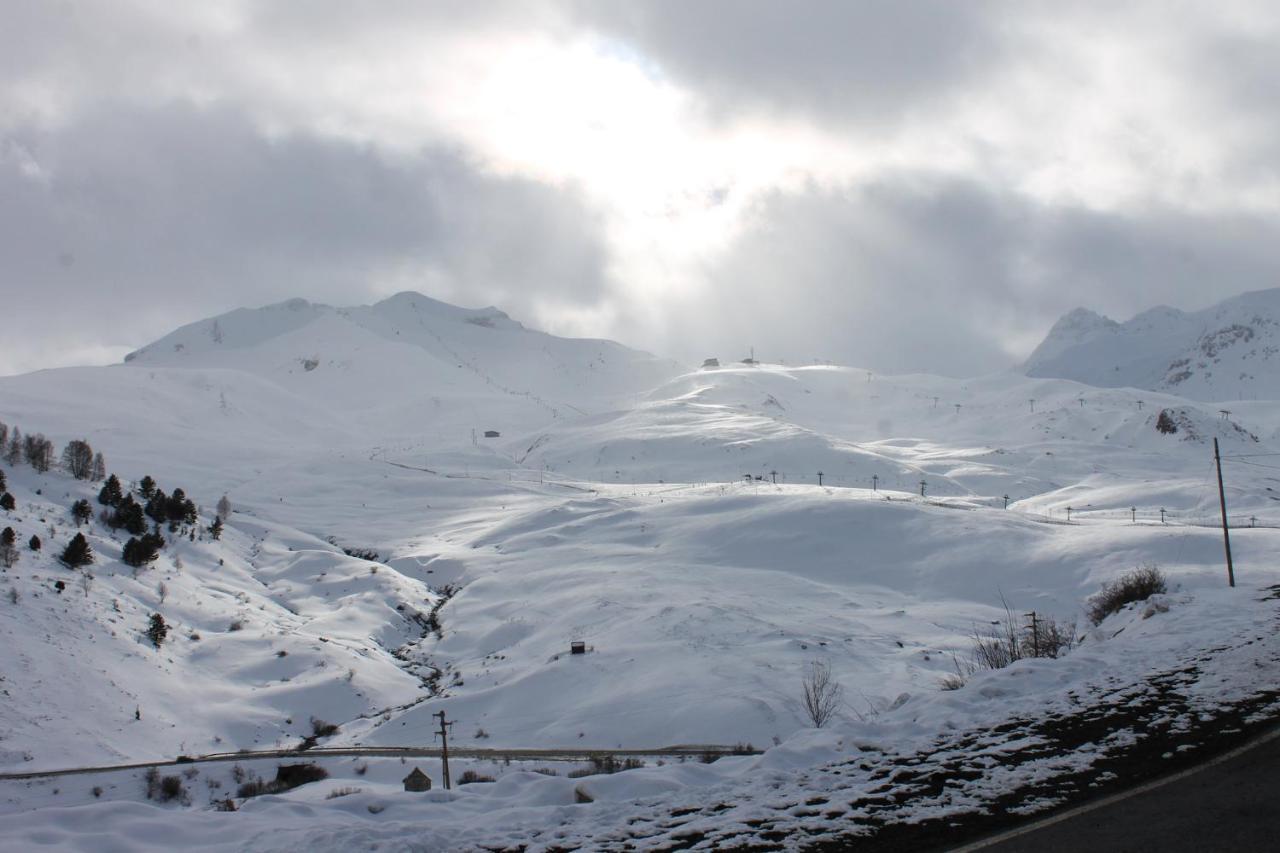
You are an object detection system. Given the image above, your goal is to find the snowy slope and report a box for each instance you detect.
[1024,287,1280,401]
[3,292,1280,848]
[0,463,437,770]
[124,292,682,430]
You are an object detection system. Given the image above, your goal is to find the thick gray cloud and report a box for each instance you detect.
[661,178,1280,376]
[0,101,611,373]
[3,2,1280,379]
[576,0,1009,126]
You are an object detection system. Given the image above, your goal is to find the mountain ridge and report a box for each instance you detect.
[1024,287,1280,401]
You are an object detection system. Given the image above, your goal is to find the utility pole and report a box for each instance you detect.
[1003,494,1009,509]
[434,710,454,790]
[1066,506,1072,522]
[1213,437,1236,588]
[919,479,927,497]
[871,474,878,492]
[1160,507,1166,524]
[770,470,777,485]
[1026,612,1039,657]
[954,403,962,415]
[817,471,824,487]
[1130,506,1137,523]
[1029,399,1035,413]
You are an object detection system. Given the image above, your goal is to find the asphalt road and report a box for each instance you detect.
[959,727,1280,853]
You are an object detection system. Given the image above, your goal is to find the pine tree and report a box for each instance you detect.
[167,488,197,526]
[59,532,94,568]
[98,474,124,507]
[91,452,107,482]
[71,499,93,526]
[1,527,17,568]
[0,468,6,492]
[145,489,168,524]
[138,475,157,500]
[28,534,40,551]
[209,516,224,540]
[108,494,146,535]
[0,421,7,448]
[146,613,169,648]
[0,492,14,512]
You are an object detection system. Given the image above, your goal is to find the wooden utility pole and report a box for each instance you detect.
[433,710,454,789]
[871,474,878,492]
[1213,438,1236,587]
[770,470,777,485]
[817,471,824,487]
[919,479,927,497]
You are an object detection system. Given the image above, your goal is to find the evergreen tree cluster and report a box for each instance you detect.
[146,486,198,531]
[122,532,166,568]
[102,488,147,536]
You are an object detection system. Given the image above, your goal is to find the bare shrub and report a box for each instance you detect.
[801,660,843,728]
[457,770,495,785]
[236,779,270,799]
[236,763,329,800]
[310,717,339,738]
[941,596,1079,690]
[143,767,189,804]
[1088,564,1168,625]
[326,786,362,799]
[567,755,645,778]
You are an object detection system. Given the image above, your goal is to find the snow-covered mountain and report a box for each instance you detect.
[1024,287,1280,401]
[3,290,1280,850]
[123,291,682,431]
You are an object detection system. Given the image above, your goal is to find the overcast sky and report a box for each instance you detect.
[3,1,1279,376]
